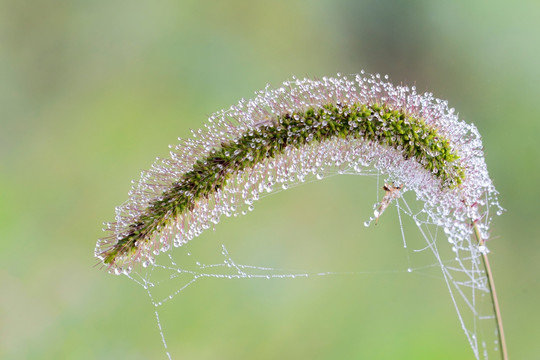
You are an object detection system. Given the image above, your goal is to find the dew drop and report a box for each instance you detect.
[364,217,374,227]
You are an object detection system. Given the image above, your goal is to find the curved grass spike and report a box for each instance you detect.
[96,72,506,359]
[96,72,499,272]
[101,103,463,266]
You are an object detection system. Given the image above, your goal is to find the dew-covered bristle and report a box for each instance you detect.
[95,72,502,274]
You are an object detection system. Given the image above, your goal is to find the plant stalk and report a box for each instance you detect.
[473,222,508,360]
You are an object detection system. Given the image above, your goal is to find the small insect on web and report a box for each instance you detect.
[96,72,506,359]
[370,182,403,225]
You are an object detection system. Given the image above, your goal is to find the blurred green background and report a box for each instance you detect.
[1,1,539,359]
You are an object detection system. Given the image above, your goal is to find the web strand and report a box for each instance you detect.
[125,172,501,359]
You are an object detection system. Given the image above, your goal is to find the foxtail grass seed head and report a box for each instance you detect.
[95,72,502,275]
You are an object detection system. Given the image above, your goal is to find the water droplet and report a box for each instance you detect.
[364,217,374,227]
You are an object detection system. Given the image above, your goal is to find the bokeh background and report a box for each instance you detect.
[1,1,539,359]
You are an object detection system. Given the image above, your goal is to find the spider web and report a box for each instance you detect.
[122,168,501,360]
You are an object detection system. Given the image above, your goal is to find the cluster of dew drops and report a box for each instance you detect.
[98,72,503,274]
